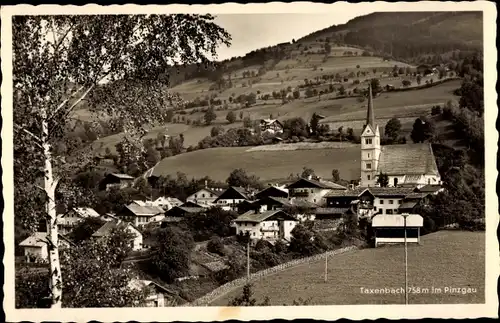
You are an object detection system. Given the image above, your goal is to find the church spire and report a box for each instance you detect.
[366,84,375,127]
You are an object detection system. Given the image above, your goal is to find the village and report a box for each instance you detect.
[18,87,447,307]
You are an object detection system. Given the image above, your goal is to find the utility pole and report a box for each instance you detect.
[247,239,250,281]
[324,253,328,282]
[403,213,409,305]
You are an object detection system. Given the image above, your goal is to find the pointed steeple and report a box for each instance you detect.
[366,84,375,127]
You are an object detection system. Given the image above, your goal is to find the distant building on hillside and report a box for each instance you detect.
[19,232,75,263]
[260,119,284,134]
[186,184,223,207]
[254,185,289,199]
[57,207,100,235]
[117,203,164,227]
[99,173,135,191]
[214,186,254,211]
[360,84,441,188]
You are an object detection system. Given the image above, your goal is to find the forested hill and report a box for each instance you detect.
[298,11,483,62]
[162,11,483,87]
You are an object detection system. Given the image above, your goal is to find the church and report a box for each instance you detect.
[359,85,441,188]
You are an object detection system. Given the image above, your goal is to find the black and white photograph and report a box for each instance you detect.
[2,2,498,321]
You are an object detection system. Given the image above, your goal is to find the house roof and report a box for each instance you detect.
[255,185,289,198]
[325,188,365,198]
[19,232,75,248]
[377,144,440,176]
[404,192,430,200]
[109,173,135,180]
[289,199,319,209]
[362,187,416,197]
[128,279,177,295]
[234,210,296,223]
[287,177,347,190]
[417,184,443,193]
[399,201,418,209]
[214,186,252,201]
[315,207,350,215]
[72,207,100,218]
[92,220,140,238]
[372,213,423,227]
[125,203,164,216]
[189,187,222,198]
[162,206,205,220]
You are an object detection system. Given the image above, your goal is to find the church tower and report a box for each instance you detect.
[360,84,381,187]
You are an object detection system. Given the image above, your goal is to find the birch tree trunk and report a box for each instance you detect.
[42,111,63,308]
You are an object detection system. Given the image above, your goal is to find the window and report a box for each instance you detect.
[380,200,384,204]
[428,178,431,184]
[314,199,317,203]
[202,194,205,198]
[394,209,399,214]
[366,163,372,169]
[389,200,393,204]
[368,153,371,158]
[386,209,393,214]
[253,232,256,236]
[367,175,371,180]
[394,178,398,187]
[380,208,385,214]
[374,206,377,211]
[365,138,372,145]
[253,223,256,226]
[398,200,402,204]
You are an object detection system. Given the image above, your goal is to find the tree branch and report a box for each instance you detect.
[14,124,43,148]
[48,85,85,120]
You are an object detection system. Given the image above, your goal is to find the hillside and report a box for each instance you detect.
[210,230,485,305]
[70,11,480,169]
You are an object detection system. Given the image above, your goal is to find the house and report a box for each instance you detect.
[372,213,424,247]
[150,196,183,210]
[286,176,346,206]
[92,219,143,250]
[360,84,441,188]
[117,203,165,228]
[160,206,205,227]
[57,207,100,235]
[415,184,444,195]
[19,232,75,263]
[128,279,178,307]
[100,212,119,222]
[214,186,254,211]
[99,173,135,191]
[260,119,284,134]
[234,209,298,242]
[255,185,289,199]
[186,185,222,207]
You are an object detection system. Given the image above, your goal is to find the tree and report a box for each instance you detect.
[68,217,106,244]
[331,169,340,183]
[410,117,435,143]
[377,173,389,187]
[166,109,174,123]
[151,226,195,283]
[239,111,244,120]
[309,113,320,135]
[384,118,402,142]
[338,85,346,96]
[370,78,382,95]
[226,168,262,189]
[292,90,300,99]
[402,79,411,87]
[301,167,315,179]
[243,116,253,128]
[416,74,422,85]
[226,111,236,124]
[211,125,224,137]
[229,283,270,306]
[13,15,230,307]
[204,106,217,125]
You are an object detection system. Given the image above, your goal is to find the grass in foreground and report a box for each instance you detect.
[210,231,485,305]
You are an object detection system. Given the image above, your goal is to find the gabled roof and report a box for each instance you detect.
[189,187,222,198]
[377,143,440,176]
[289,199,319,209]
[404,192,430,200]
[365,187,416,197]
[109,173,135,180]
[286,178,347,190]
[214,186,251,201]
[372,214,423,227]
[255,185,289,199]
[315,207,350,215]
[181,201,206,208]
[399,201,418,209]
[417,184,444,193]
[254,196,292,207]
[92,220,140,238]
[72,207,100,218]
[124,203,164,216]
[19,232,76,248]
[163,206,205,219]
[234,210,296,223]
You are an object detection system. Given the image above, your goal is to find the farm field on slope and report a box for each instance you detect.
[150,145,361,182]
[210,231,485,306]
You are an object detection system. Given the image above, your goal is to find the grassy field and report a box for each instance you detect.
[210,231,485,306]
[150,145,361,182]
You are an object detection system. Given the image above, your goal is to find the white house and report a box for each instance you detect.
[360,84,441,188]
[214,186,253,211]
[92,219,143,250]
[233,210,298,242]
[372,213,424,247]
[286,176,346,206]
[57,207,101,235]
[117,203,165,227]
[19,232,75,263]
[186,187,222,207]
[132,197,182,211]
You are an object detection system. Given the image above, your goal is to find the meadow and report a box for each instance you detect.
[210,230,485,305]
[150,145,361,182]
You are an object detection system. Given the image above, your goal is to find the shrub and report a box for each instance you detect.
[207,236,225,256]
[431,105,442,116]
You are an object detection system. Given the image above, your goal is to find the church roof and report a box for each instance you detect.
[377,143,440,176]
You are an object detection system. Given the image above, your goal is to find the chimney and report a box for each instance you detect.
[205,180,208,188]
[307,174,312,180]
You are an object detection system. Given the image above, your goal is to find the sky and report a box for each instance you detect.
[212,12,374,61]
